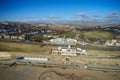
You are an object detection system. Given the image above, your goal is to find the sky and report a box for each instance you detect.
[0,0,120,24]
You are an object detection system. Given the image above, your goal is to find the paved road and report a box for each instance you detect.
[1,59,120,71]
[86,64,120,71]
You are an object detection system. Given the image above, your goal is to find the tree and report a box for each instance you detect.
[30,35,43,42]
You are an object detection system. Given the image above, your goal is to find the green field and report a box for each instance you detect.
[58,30,115,40]
[58,31,75,38]
[82,30,115,40]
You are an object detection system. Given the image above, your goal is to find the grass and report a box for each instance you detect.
[0,42,53,53]
[82,30,115,40]
[58,31,75,38]
[0,42,119,55]
[58,30,115,41]
[88,49,120,55]
[81,57,120,65]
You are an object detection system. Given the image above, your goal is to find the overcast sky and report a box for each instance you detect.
[0,0,120,24]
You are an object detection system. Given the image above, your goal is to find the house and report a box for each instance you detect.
[105,39,120,46]
[51,45,87,56]
[0,34,25,40]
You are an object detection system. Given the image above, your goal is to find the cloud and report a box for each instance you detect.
[47,16,60,19]
[93,14,100,17]
[104,11,120,23]
[106,11,119,18]
[75,11,120,24]
[21,11,120,24]
[108,11,119,16]
[22,19,52,24]
[74,12,91,24]
[75,12,89,18]
[24,17,37,19]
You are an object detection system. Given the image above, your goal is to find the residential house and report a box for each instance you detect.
[105,39,120,46]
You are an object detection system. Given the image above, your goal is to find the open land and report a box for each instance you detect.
[0,23,120,80]
[0,65,120,80]
[0,48,120,80]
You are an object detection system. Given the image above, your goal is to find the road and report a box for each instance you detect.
[86,64,120,71]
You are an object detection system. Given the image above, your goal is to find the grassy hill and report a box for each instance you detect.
[58,30,115,40]
[82,30,115,40]
[58,31,76,38]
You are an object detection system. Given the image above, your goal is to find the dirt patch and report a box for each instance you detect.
[0,64,120,80]
[39,70,80,80]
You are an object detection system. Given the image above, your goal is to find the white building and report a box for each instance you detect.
[51,45,87,56]
[50,38,77,45]
[24,57,49,61]
[17,57,49,62]
[105,39,120,46]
